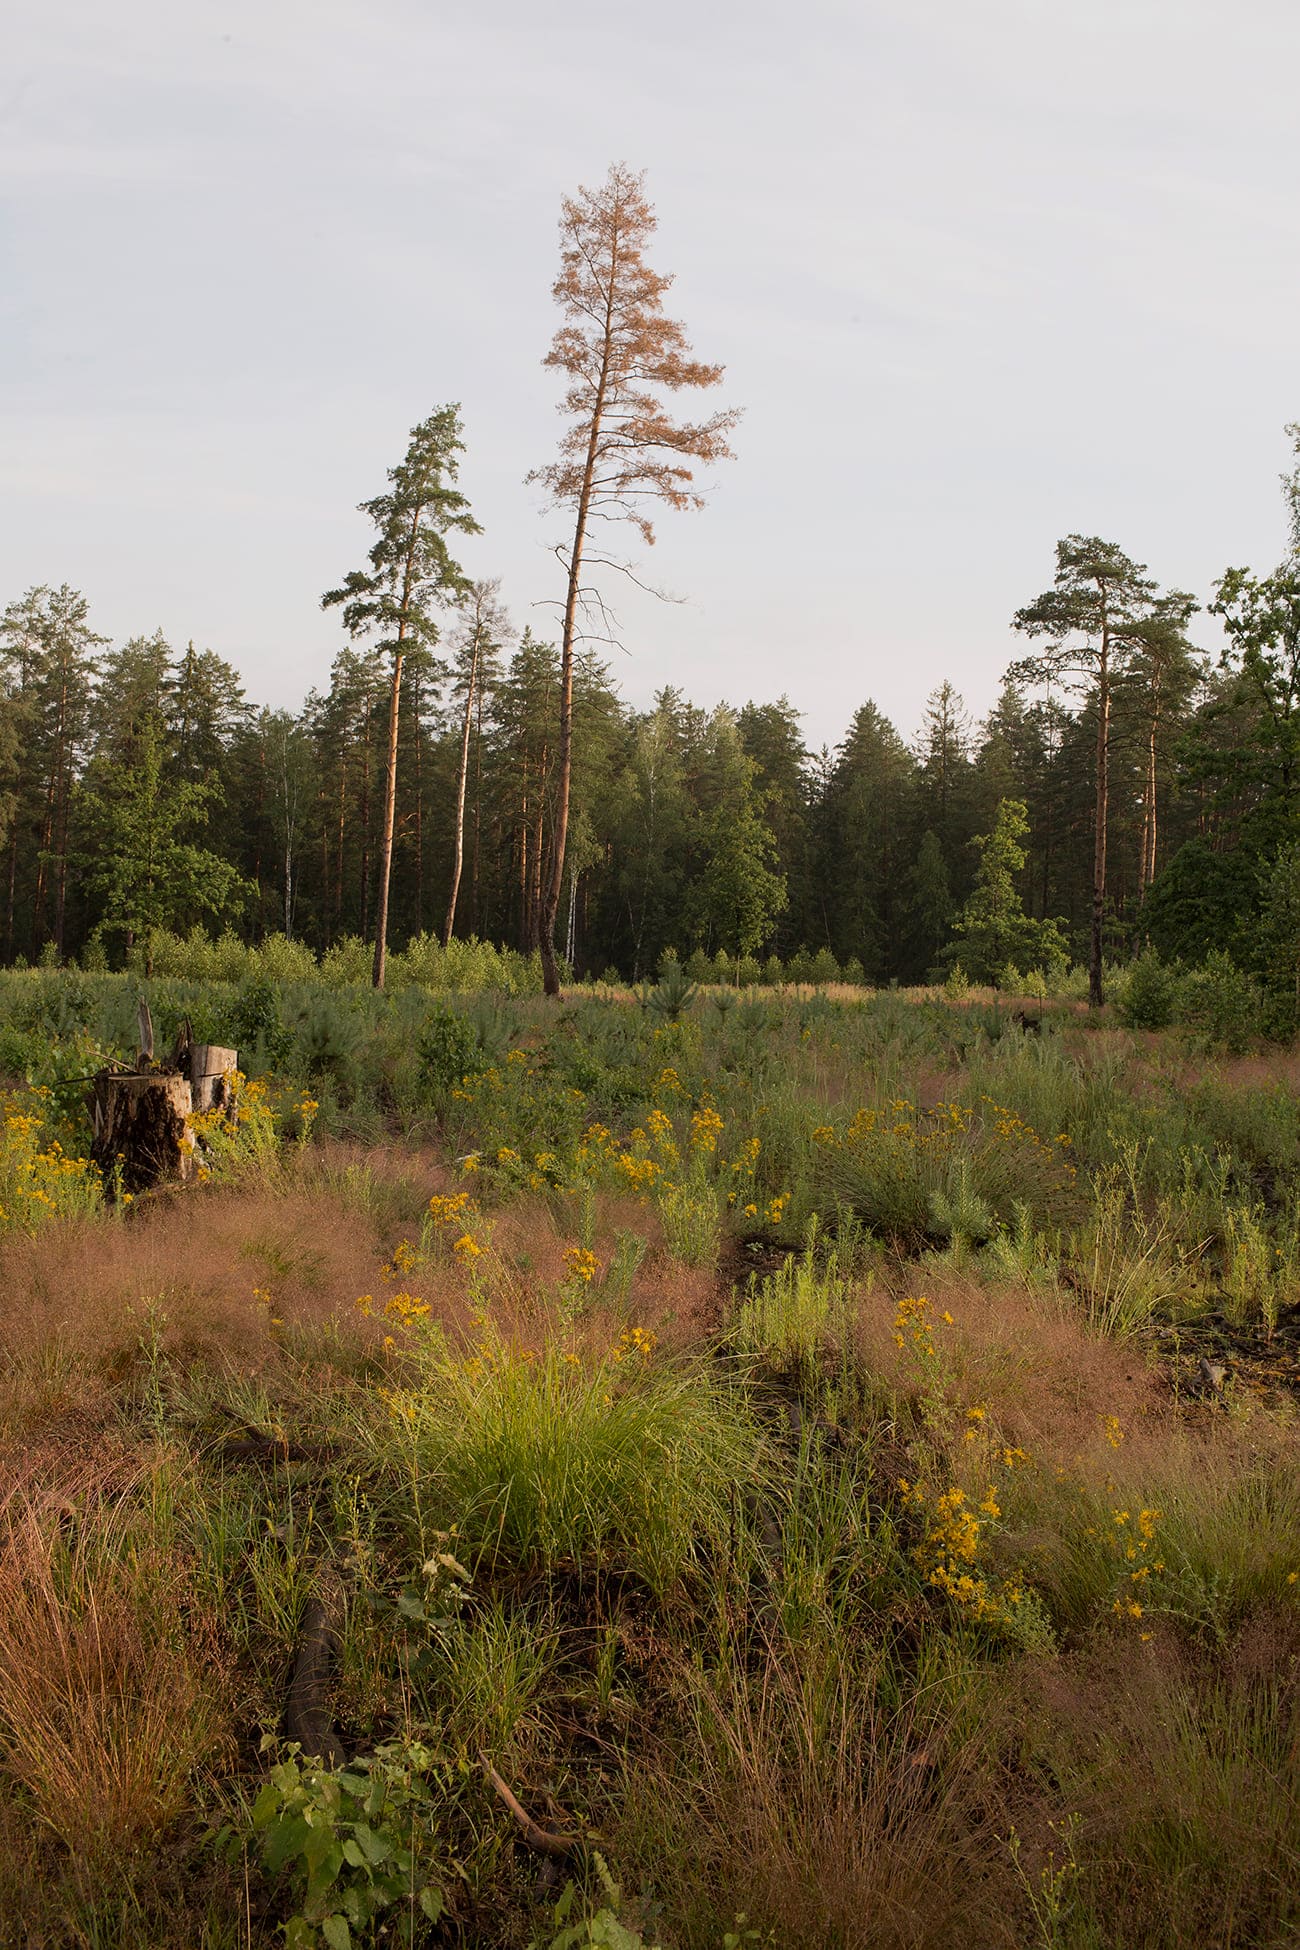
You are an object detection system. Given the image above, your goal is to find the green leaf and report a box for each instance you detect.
[418,1885,446,1921]
[351,1821,392,1865]
[262,1813,310,1874]
[321,1916,352,1950]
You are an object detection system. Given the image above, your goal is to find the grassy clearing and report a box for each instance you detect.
[1,983,1298,1946]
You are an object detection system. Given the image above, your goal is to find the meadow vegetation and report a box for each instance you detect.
[1,968,1298,1948]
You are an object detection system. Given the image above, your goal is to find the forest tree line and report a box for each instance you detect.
[1,407,1298,1009]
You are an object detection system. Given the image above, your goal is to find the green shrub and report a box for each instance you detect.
[248,1740,448,1946]
[733,1239,848,1373]
[1116,949,1183,1030]
[1177,951,1262,1054]
[417,1004,486,1100]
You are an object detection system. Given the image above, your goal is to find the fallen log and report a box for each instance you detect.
[285,1591,348,1768]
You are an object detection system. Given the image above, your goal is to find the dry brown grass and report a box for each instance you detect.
[0,1475,228,1866]
[854,1269,1169,1464]
[1002,1619,1300,1947]
[643,1647,1019,1950]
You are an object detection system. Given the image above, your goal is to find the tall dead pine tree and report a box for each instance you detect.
[529,163,739,995]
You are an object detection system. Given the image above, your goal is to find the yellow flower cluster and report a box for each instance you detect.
[1109,1505,1164,1620]
[892,1293,952,1358]
[385,1289,431,1324]
[610,1324,657,1362]
[690,1104,724,1153]
[0,1093,102,1233]
[562,1245,599,1285]
[428,1190,477,1228]
[899,1477,1026,1626]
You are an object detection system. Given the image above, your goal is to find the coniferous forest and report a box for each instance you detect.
[4,412,1299,1018]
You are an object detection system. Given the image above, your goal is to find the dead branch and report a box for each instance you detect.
[478,1750,581,1858]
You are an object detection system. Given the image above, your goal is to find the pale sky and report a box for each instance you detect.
[3,0,1298,750]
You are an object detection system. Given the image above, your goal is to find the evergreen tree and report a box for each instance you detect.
[1012,537,1194,1005]
[816,702,917,981]
[323,406,479,988]
[0,585,106,959]
[530,163,738,995]
[951,799,1068,984]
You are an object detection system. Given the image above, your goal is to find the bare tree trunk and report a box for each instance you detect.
[412,668,424,935]
[444,639,478,946]
[334,755,347,942]
[470,685,483,933]
[1091,630,1110,1009]
[360,699,372,939]
[5,822,18,959]
[539,310,614,994]
[372,650,403,989]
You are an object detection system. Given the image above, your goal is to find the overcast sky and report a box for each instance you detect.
[3,0,1298,749]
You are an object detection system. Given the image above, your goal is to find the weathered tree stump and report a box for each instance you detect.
[190,1044,238,1115]
[88,1034,240,1196]
[89,1071,196,1194]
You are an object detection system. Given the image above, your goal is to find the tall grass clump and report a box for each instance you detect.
[1070,1144,1205,1334]
[376,1325,763,1594]
[0,1484,224,1862]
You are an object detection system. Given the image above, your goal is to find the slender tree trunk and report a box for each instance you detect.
[53,750,70,959]
[470,687,483,935]
[412,668,424,935]
[372,648,403,989]
[444,640,479,946]
[1091,628,1110,1009]
[539,288,616,994]
[360,698,373,938]
[518,766,530,950]
[334,755,347,941]
[371,520,422,989]
[6,822,18,959]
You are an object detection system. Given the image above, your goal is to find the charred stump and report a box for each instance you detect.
[89,1070,196,1195]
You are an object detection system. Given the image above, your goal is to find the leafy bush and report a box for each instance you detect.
[249,1740,447,1947]
[1115,948,1183,1030]
[1178,950,1262,1054]
[417,1004,487,1101]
